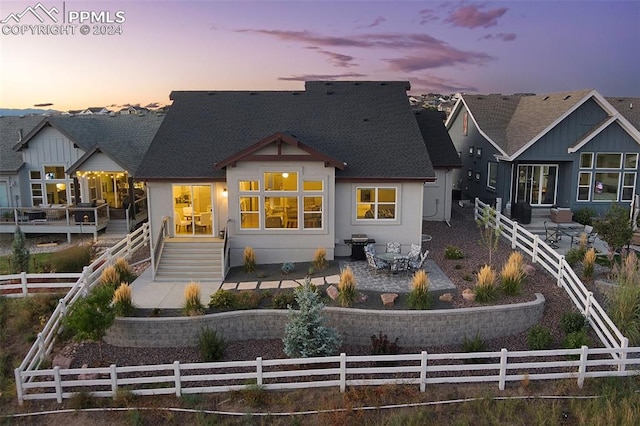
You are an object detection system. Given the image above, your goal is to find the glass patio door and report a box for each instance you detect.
[516,165,557,206]
[172,184,213,236]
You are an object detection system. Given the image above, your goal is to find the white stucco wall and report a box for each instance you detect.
[423,169,454,222]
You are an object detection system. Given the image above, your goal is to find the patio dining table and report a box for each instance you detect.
[558,225,583,248]
[375,252,408,262]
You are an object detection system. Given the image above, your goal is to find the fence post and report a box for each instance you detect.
[81,266,89,296]
[53,366,63,403]
[511,221,518,249]
[58,298,66,316]
[556,256,565,287]
[14,368,24,405]
[618,338,629,373]
[583,292,593,319]
[532,235,539,264]
[107,248,114,266]
[110,364,118,399]
[173,360,181,397]
[577,346,589,388]
[127,234,133,258]
[37,332,45,363]
[498,349,508,390]
[339,353,346,393]
[21,271,28,297]
[420,351,428,392]
[474,197,480,221]
[256,357,263,386]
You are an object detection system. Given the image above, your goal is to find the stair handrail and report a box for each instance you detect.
[151,216,170,280]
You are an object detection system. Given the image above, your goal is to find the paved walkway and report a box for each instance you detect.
[130,258,455,309]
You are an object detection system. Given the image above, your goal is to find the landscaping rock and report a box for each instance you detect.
[326,285,339,300]
[439,293,453,302]
[356,292,368,303]
[523,264,536,277]
[381,293,398,306]
[52,354,72,369]
[78,363,99,380]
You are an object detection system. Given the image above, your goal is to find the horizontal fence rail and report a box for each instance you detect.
[0,272,81,297]
[14,346,640,404]
[9,200,640,405]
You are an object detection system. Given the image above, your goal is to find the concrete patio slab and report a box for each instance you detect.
[259,280,280,289]
[237,281,258,290]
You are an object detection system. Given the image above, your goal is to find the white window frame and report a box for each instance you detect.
[355,186,399,222]
[487,162,497,190]
[577,152,637,203]
[577,172,592,202]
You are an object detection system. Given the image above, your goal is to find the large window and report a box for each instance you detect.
[238,172,324,230]
[30,166,70,206]
[356,187,397,220]
[578,152,637,202]
[487,162,497,190]
[516,165,557,206]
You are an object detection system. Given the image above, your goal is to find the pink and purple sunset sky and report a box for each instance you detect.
[1,0,639,111]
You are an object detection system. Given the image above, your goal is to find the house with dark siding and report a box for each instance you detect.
[445,90,640,218]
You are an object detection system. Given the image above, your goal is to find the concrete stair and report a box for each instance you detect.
[155,240,224,282]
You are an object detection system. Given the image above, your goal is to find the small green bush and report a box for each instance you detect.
[563,330,591,356]
[462,333,486,364]
[272,291,297,309]
[444,245,464,259]
[573,207,596,226]
[208,289,237,309]
[197,328,226,362]
[527,325,553,350]
[235,291,262,309]
[281,262,295,274]
[10,226,30,273]
[50,245,92,273]
[560,312,587,334]
[564,247,586,267]
[370,332,400,355]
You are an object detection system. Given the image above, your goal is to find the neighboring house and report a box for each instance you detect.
[80,107,111,115]
[414,109,462,223]
[119,106,149,115]
[446,90,640,216]
[136,81,442,268]
[0,114,163,238]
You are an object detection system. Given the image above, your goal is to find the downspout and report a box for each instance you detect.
[445,169,451,227]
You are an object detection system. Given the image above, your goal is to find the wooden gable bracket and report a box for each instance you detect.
[215,132,345,170]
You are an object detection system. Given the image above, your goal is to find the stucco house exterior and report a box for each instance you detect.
[136,81,447,271]
[446,90,640,217]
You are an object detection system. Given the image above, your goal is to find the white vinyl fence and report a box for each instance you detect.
[8,204,640,405]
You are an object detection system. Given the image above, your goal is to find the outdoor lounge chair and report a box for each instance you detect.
[544,221,560,249]
[386,241,401,254]
[409,250,429,271]
[390,255,409,275]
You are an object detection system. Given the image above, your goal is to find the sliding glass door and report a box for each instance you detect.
[172,184,213,236]
[516,165,557,206]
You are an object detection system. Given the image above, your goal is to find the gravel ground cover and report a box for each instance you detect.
[53,204,608,369]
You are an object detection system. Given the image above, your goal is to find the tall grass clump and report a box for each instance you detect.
[500,251,525,295]
[197,328,226,362]
[243,246,256,273]
[50,244,91,272]
[582,248,597,280]
[408,269,431,309]
[337,266,357,307]
[183,281,204,316]
[313,247,328,271]
[474,264,497,302]
[607,251,640,345]
[112,283,135,316]
[114,257,135,283]
[100,265,120,286]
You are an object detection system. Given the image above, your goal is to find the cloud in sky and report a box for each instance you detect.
[33,102,53,107]
[418,8,439,25]
[481,33,517,42]
[445,4,508,29]
[306,47,358,68]
[239,29,493,71]
[409,75,479,94]
[278,72,367,81]
[357,16,385,29]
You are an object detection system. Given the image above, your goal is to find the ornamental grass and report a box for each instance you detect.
[313,247,328,271]
[100,265,119,286]
[475,264,497,302]
[114,257,135,283]
[243,246,256,273]
[112,282,135,316]
[500,251,525,295]
[408,269,430,309]
[183,281,204,316]
[582,248,597,280]
[338,265,357,307]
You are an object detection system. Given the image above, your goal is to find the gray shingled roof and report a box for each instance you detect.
[463,90,594,156]
[413,110,462,168]
[14,114,164,174]
[136,81,435,180]
[0,115,43,173]
[606,97,640,131]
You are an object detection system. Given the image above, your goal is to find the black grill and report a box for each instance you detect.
[344,234,375,260]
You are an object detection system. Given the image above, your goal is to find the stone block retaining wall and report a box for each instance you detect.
[105,293,545,348]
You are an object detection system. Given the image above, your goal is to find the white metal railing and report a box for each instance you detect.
[474,198,628,355]
[14,346,640,404]
[8,223,150,392]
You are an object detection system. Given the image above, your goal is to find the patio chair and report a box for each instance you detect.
[583,225,598,247]
[365,250,389,274]
[386,241,401,254]
[544,221,560,249]
[409,250,429,271]
[407,243,421,267]
[390,256,409,275]
[174,210,191,233]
